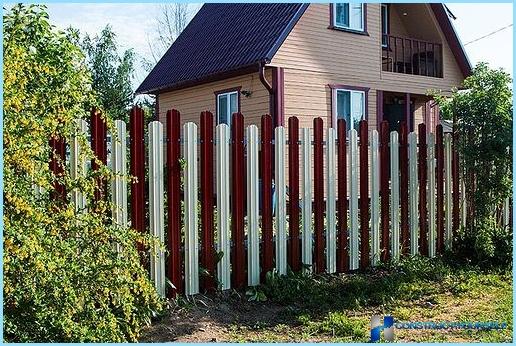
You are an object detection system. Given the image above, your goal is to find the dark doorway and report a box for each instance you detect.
[383,96,414,132]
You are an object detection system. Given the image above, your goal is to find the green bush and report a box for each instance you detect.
[433,63,512,267]
[3,5,162,341]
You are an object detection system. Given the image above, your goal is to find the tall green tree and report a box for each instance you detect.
[434,62,512,266]
[3,5,161,341]
[82,25,135,120]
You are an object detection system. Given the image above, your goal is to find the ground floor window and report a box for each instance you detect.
[216,89,239,127]
[331,86,368,132]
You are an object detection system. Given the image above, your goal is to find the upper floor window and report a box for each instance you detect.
[216,89,239,127]
[333,3,365,32]
[381,4,389,47]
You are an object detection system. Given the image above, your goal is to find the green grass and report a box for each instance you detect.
[228,256,512,343]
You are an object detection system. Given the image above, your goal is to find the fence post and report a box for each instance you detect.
[200,111,215,290]
[380,121,390,262]
[246,125,260,285]
[313,118,325,273]
[184,122,199,295]
[231,113,245,288]
[261,115,274,279]
[427,133,436,257]
[326,127,337,273]
[166,109,182,296]
[288,117,301,272]
[444,133,453,250]
[408,132,419,255]
[399,121,409,254]
[301,128,313,272]
[91,109,107,201]
[148,121,165,298]
[359,120,369,269]
[70,119,88,210]
[111,120,128,231]
[349,129,359,270]
[418,123,428,256]
[275,125,287,275]
[337,119,348,272]
[390,131,400,260]
[452,130,460,236]
[436,125,445,253]
[49,135,66,201]
[130,107,145,250]
[370,130,380,266]
[216,124,231,290]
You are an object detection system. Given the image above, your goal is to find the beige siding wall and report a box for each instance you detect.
[158,70,272,130]
[270,3,465,133]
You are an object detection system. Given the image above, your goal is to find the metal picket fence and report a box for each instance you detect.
[49,106,512,298]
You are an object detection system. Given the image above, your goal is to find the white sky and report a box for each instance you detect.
[42,2,513,88]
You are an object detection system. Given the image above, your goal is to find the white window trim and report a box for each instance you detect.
[216,90,238,127]
[381,4,389,48]
[333,3,365,32]
[332,88,366,132]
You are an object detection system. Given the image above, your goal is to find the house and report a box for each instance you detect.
[136,3,471,134]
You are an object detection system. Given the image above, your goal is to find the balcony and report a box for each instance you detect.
[382,34,443,78]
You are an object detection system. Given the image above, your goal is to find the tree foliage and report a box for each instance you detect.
[82,25,135,121]
[434,62,512,266]
[3,5,161,341]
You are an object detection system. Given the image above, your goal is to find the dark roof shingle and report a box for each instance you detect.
[136,3,307,94]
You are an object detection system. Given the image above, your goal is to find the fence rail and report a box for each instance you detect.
[47,107,511,298]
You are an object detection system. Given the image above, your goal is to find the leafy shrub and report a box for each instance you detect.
[3,5,162,341]
[433,63,512,266]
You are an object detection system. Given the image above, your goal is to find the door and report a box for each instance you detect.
[384,102,414,132]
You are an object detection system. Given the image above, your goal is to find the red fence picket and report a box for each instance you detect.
[49,136,66,201]
[288,117,301,272]
[130,107,146,257]
[313,117,325,273]
[418,123,428,256]
[91,109,107,201]
[166,109,182,296]
[359,120,369,269]
[380,120,390,262]
[261,115,274,279]
[436,125,445,253]
[399,121,409,254]
[337,119,348,272]
[231,112,245,288]
[452,130,460,234]
[200,111,215,290]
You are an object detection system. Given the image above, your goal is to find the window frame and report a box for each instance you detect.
[381,3,389,48]
[329,84,369,132]
[214,87,241,128]
[329,3,368,35]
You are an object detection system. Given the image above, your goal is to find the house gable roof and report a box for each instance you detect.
[136,3,308,94]
[137,3,471,95]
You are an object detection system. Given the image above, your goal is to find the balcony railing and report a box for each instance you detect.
[382,34,443,78]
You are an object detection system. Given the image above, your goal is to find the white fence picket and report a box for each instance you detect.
[148,121,165,298]
[246,125,260,286]
[503,197,510,228]
[301,128,313,271]
[275,126,287,275]
[390,131,400,260]
[326,128,337,273]
[370,130,380,266]
[444,134,453,250]
[349,129,359,270]
[111,120,128,228]
[184,122,199,295]
[70,119,88,211]
[408,132,419,255]
[216,124,231,290]
[427,133,436,257]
